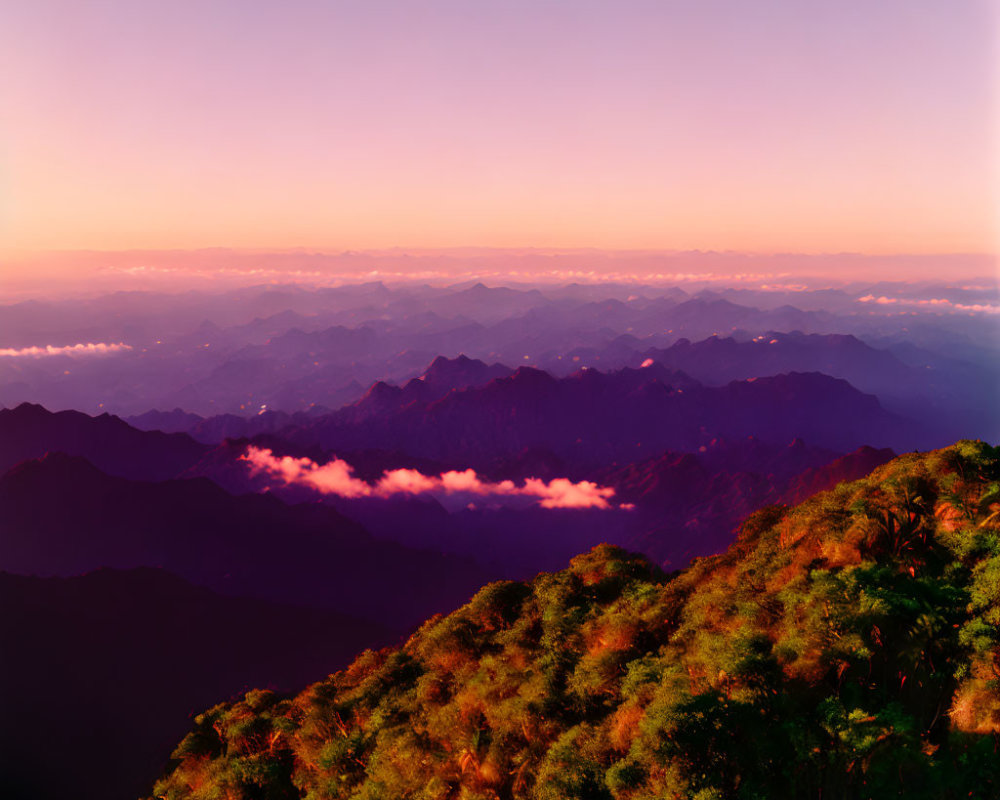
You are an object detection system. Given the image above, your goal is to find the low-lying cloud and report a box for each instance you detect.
[857,295,999,314]
[0,342,132,358]
[242,446,617,509]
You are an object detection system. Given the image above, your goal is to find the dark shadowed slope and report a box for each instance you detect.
[126,406,205,434]
[780,444,896,505]
[602,441,897,565]
[0,568,395,800]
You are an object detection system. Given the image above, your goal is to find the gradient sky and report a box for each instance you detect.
[2,0,997,256]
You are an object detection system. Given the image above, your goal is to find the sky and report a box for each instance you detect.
[1,0,997,265]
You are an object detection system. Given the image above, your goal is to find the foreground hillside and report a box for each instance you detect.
[149,441,1000,799]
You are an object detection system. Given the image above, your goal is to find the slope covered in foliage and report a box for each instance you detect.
[148,441,1000,800]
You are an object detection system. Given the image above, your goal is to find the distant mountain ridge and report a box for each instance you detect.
[126,354,514,442]
[3,281,996,436]
[274,362,912,465]
[638,331,914,392]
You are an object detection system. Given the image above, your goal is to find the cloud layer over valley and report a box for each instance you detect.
[0,342,132,358]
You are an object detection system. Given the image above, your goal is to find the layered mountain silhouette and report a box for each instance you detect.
[1,277,995,800]
[0,452,493,627]
[638,332,914,393]
[0,396,904,581]
[127,354,513,442]
[627,331,996,441]
[3,280,996,432]
[0,403,206,480]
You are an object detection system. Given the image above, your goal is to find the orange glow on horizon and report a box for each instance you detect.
[2,1,996,266]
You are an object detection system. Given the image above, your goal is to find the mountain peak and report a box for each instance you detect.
[423,353,476,378]
[361,380,402,402]
[419,354,513,394]
[508,365,556,384]
[6,401,51,417]
[2,450,108,484]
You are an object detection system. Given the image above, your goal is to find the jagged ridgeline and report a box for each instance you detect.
[149,442,1000,800]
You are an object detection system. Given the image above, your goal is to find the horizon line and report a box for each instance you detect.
[4,246,998,260]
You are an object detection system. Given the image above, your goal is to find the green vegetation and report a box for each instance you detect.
[148,442,1000,800]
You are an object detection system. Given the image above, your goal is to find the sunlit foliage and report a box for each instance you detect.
[149,441,1000,800]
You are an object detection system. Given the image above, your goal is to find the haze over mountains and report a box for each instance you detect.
[1,280,995,439]
[0,276,997,800]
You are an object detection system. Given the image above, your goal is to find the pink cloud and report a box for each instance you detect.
[240,446,618,509]
[242,447,371,498]
[376,468,439,495]
[523,477,615,509]
[440,469,488,493]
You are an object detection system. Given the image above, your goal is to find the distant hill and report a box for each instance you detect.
[0,452,494,628]
[0,402,206,480]
[639,331,915,393]
[285,353,514,427]
[147,440,1000,799]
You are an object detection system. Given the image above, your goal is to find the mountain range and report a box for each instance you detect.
[2,281,996,437]
[274,364,910,466]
